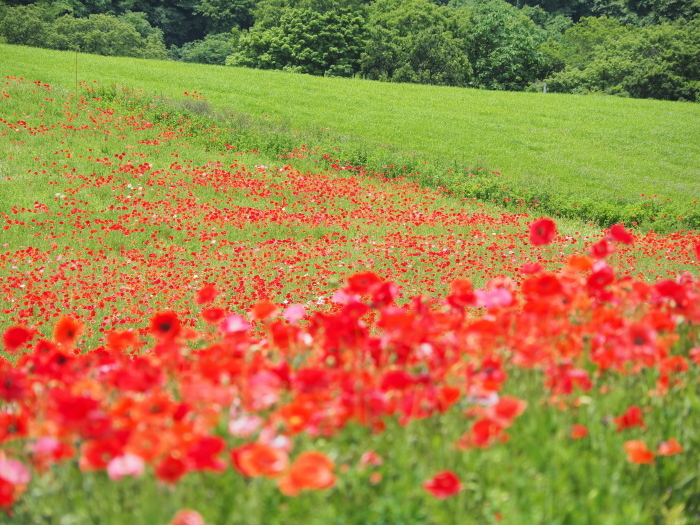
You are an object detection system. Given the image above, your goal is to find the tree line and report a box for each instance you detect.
[1,0,698,101]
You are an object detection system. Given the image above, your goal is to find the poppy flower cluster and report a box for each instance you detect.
[0,241,696,510]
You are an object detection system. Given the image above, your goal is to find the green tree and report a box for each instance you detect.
[543,19,700,100]
[196,0,256,32]
[0,4,52,46]
[227,7,367,77]
[540,16,628,70]
[361,0,471,86]
[592,0,700,23]
[177,32,235,64]
[392,27,472,86]
[115,0,206,47]
[252,0,367,28]
[507,0,594,19]
[453,0,550,90]
[46,13,167,58]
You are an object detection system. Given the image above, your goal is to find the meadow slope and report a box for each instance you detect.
[1,44,700,231]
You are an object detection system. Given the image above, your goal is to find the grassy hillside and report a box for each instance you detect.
[2,44,699,230]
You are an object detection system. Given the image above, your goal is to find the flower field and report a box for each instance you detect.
[1,77,700,524]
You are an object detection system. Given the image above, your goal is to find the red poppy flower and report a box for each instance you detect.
[614,406,646,432]
[347,271,382,294]
[590,239,614,259]
[196,284,218,305]
[53,316,84,347]
[447,279,475,308]
[155,455,187,484]
[519,263,542,274]
[570,424,589,439]
[2,326,33,353]
[0,368,28,402]
[587,266,614,292]
[689,348,700,365]
[149,311,181,340]
[528,218,556,246]
[486,396,527,426]
[0,478,15,509]
[623,440,655,464]
[609,223,634,244]
[201,307,226,325]
[423,470,462,499]
[187,436,226,472]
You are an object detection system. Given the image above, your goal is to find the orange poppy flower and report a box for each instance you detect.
[278,451,336,496]
[623,440,655,464]
[657,438,683,456]
[232,443,289,479]
[53,316,84,347]
[250,300,280,321]
[105,330,140,353]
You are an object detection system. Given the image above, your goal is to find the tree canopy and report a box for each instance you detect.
[1,0,698,101]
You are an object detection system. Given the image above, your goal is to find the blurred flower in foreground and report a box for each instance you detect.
[168,509,204,525]
[423,470,462,499]
[624,441,655,464]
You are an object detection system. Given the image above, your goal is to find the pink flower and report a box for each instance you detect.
[220,314,251,334]
[107,453,145,481]
[168,509,205,525]
[28,436,60,454]
[228,415,263,438]
[282,304,306,324]
[475,289,513,309]
[0,457,31,485]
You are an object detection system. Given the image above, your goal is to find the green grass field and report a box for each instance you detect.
[2,44,699,230]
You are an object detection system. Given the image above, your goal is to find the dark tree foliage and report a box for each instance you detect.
[592,0,700,24]
[542,17,700,101]
[502,0,594,20]
[196,0,256,32]
[0,4,167,57]
[453,0,551,90]
[174,32,235,64]
[117,0,206,47]
[361,0,471,86]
